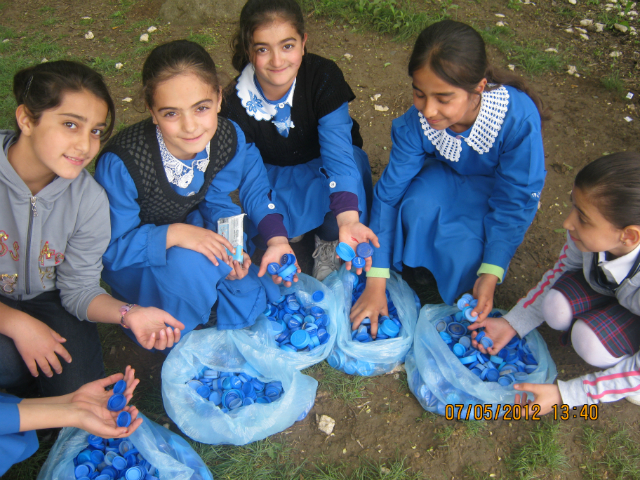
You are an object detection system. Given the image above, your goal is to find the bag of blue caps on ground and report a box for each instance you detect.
[234,272,338,370]
[406,301,557,417]
[162,327,318,445]
[322,264,420,376]
[36,413,212,480]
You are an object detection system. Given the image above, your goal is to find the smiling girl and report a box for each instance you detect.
[94,40,290,338]
[221,0,377,281]
[351,20,547,337]
[0,61,183,399]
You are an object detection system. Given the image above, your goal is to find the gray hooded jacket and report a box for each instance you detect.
[0,131,110,320]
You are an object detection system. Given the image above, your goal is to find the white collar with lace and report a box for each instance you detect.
[418,86,510,162]
[236,64,296,121]
[157,126,210,191]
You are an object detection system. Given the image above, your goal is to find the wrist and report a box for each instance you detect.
[166,223,184,249]
[480,273,500,284]
[266,236,290,247]
[366,277,387,290]
[119,304,138,329]
[336,210,359,228]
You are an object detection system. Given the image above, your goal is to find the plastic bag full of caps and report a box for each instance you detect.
[187,369,284,413]
[349,276,403,342]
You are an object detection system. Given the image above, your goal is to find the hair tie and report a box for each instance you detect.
[24,75,34,100]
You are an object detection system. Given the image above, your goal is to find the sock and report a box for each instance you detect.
[542,289,574,331]
[572,319,628,368]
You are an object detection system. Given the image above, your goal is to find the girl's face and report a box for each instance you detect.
[411,66,487,134]
[17,89,108,180]
[148,73,222,160]
[563,187,631,257]
[251,19,307,101]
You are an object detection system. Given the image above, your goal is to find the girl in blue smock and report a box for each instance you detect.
[351,20,546,336]
[95,40,296,338]
[221,0,378,281]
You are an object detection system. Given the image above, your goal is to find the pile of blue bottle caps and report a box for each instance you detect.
[350,275,402,342]
[71,435,156,480]
[264,290,330,352]
[437,294,538,386]
[187,369,284,413]
[267,254,297,282]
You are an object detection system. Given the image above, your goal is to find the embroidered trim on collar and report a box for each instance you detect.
[418,86,510,162]
[236,64,296,121]
[156,126,210,191]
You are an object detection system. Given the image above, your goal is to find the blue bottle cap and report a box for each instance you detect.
[376,331,389,340]
[454,311,465,322]
[113,379,127,395]
[453,343,466,357]
[209,390,222,405]
[104,451,118,465]
[204,369,220,379]
[439,331,453,344]
[506,336,520,349]
[464,307,477,322]
[499,364,518,375]
[112,456,127,471]
[310,306,325,318]
[447,322,466,338]
[356,242,374,258]
[252,378,265,392]
[456,297,469,310]
[475,331,486,341]
[187,379,203,390]
[229,397,243,409]
[344,362,356,375]
[267,263,280,275]
[312,290,325,302]
[460,354,477,365]
[497,376,512,386]
[380,319,400,337]
[95,476,111,480]
[335,242,356,261]
[107,394,127,412]
[524,364,537,374]
[523,353,538,366]
[513,372,528,382]
[480,337,494,349]
[75,465,91,478]
[281,253,296,265]
[256,396,272,404]
[281,344,297,352]
[458,336,471,348]
[435,320,447,332]
[490,355,503,365]
[196,384,211,398]
[485,369,499,382]
[230,376,242,389]
[352,256,365,269]
[471,367,483,377]
[243,397,255,406]
[125,466,143,480]
[291,330,310,349]
[90,450,105,464]
[355,360,374,376]
[117,411,132,428]
[87,435,104,448]
[327,352,342,369]
[269,319,285,335]
[222,377,232,390]
[278,264,298,280]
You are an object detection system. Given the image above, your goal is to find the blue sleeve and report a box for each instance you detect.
[482,112,546,270]
[94,153,169,270]
[0,393,21,435]
[370,109,428,268]
[199,123,285,231]
[317,103,362,199]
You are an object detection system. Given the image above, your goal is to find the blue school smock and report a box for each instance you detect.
[0,393,39,476]
[94,122,280,335]
[370,85,546,304]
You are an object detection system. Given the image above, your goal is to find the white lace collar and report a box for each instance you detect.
[418,86,510,162]
[156,126,210,191]
[236,64,296,121]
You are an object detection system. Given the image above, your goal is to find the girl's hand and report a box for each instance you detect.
[226,253,252,281]
[514,383,563,416]
[9,314,72,378]
[349,277,388,338]
[471,273,499,322]
[468,316,517,355]
[336,211,380,275]
[258,237,300,287]
[166,223,233,266]
[70,366,139,407]
[125,306,185,350]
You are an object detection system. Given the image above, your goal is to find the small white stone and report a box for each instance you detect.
[343,53,353,60]
[565,28,574,33]
[496,21,505,26]
[567,65,577,75]
[115,62,124,69]
[374,105,389,112]
[370,93,381,101]
[495,13,506,17]
[575,27,588,33]
[140,33,149,42]
[580,33,590,40]
[630,10,638,15]
[147,26,157,33]
[81,16,91,20]
[84,31,94,40]
[580,19,593,26]
[545,47,559,52]
[595,23,606,32]
[610,50,623,57]
[123,97,133,103]
[317,415,335,435]
[41,58,48,63]
[508,64,516,71]
[163,423,170,429]
[631,26,638,35]
[627,92,635,99]
[2,39,9,43]
[568,0,576,4]
[381,467,391,474]
[624,116,633,122]
[606,6,613,10]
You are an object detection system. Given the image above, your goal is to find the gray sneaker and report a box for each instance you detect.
[289,234,305,244]
[312,235,341,281]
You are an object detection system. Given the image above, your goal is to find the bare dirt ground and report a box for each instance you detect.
[2,0,640,478]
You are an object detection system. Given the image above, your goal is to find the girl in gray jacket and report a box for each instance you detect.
[468,152,640,413]
[0,61,184,398]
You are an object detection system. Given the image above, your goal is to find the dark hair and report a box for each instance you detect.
[142,40,220,108]
[13,60,115,141]
[231,0,306,72]
[574,152,640,229]
[408,20,548,120]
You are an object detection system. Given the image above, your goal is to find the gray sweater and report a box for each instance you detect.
[504,234,640,407]
[0,131,110,320]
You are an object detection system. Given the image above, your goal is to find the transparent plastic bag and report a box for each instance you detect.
[234,273,338,370]
[36,413,212,480]
[162,327,318,445]
[406,304,557,416]
[322,265,419,376]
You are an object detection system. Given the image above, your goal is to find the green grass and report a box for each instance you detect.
[601,70,625,95]
[312,456,425,479]
[435,424,456,443]
[505,421,568,479]
[3,437,56,480]
[187,31,217,47]
[460,419,488,438]
[303,361,372,403]
[581,422,640,480]
[463,464,494,480]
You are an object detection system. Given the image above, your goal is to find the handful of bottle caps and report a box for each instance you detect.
[71,434,156,480]
[187,369,284,413]
[437,293,538,386]
[335,241,373,269]
[267,254,298,282]
[264,290,331,352]
[350,274,402,342]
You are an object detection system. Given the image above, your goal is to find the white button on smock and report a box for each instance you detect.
[329,181,336,188]
[268,203,276,209]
